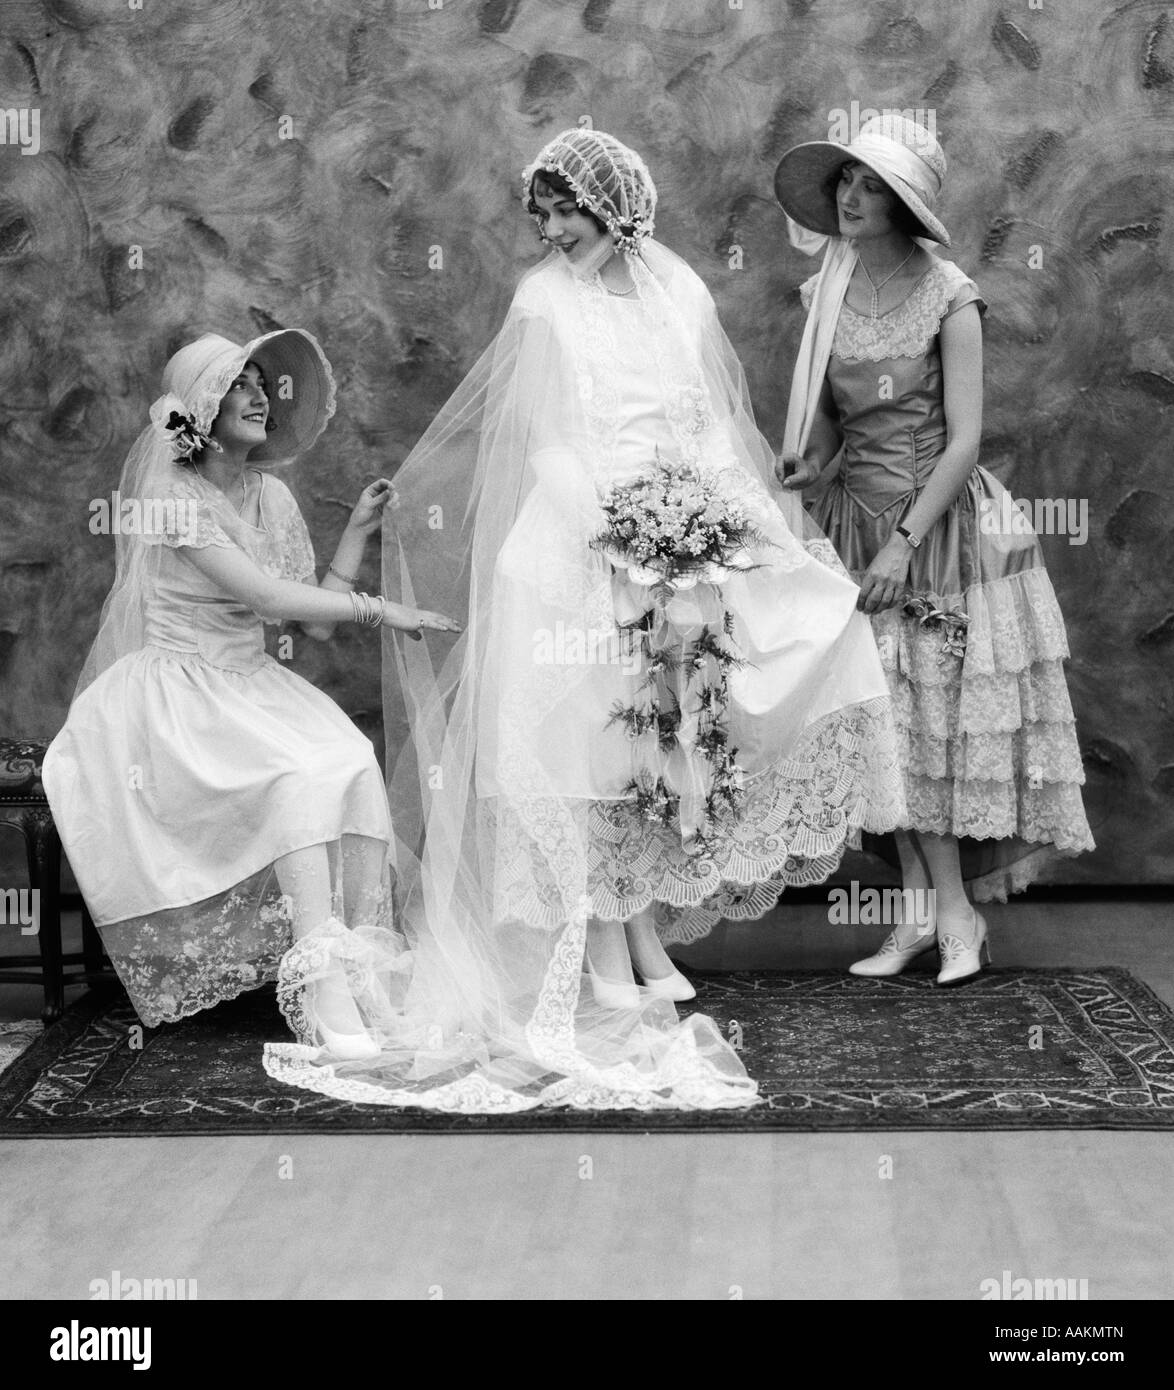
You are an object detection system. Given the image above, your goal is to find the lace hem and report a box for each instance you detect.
[264,911,760,1113]
[494,697,904,937]
[871,569,1071,686]
[899,772,1095,850]
[888,664,1077,741]
[898,719,1087,784]
[262,1026,760,1112]
[132,960,281,1029]
[967,844,1075,904]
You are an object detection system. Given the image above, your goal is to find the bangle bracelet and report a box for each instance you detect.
[351,592,386,628]
[329,562,359,585]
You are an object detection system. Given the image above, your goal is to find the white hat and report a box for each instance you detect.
[159,328,335,463]
[773,114,950,246]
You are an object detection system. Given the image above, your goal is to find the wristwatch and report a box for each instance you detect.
[895,523,921,549]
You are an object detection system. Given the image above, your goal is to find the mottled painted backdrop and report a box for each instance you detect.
[1,0,1171,884]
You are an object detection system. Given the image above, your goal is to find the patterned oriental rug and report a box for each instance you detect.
[2,969,1172,1135]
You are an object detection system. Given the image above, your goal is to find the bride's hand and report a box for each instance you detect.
[775,452,821,490]
[382,602,462,641]
[346,479,399,535]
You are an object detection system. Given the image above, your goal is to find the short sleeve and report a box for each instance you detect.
[155,474,235,550]
[939,261,987,320]
[259,475,317,584]
[799,274,819,312]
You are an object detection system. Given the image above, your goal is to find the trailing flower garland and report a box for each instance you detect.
[593,457,770,848]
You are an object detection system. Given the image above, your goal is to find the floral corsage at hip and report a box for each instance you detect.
[901,593,969,661]
[590,456,774,849]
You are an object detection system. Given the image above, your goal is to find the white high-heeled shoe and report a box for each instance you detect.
[849,926,937,977]
[307,971,381,1061]
[584,958,641,1011]
[313,1019,381,1062]
[637,966,696,1002]
[936,910,990,987]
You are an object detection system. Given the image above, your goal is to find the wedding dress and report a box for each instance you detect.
[263,230,906,1111]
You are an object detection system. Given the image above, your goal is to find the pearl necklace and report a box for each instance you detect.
[858,247,917,319]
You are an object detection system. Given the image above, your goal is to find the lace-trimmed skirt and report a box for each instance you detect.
[489,692,903,947]
[811,462,1094,899]
[42,646,392,1025]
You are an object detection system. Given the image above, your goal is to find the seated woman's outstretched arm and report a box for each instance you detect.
[182,539,459,638]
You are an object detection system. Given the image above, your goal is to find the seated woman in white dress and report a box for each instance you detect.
[43,330,458,1059]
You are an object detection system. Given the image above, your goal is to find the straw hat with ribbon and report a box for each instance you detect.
[773,113,950,246]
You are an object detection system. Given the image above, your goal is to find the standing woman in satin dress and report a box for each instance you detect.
[773,115,1093,983]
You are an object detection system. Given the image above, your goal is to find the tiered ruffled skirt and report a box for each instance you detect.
[812,463,1095,899]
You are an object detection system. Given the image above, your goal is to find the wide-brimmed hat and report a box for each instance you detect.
[773,114,949,246]
[160,328,336,463]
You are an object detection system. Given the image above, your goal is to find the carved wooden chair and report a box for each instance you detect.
[0,737,112,1024]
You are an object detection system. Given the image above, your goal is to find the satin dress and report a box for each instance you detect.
[804,257,1094,897]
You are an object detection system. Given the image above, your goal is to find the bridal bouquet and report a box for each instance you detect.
[592,457,770,848]
[591,457,767,590]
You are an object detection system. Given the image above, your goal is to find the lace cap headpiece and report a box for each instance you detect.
[522,128,657,254]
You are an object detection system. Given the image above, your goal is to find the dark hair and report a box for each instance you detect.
[823,161,926,239]
[181,359,274,467]
[527,169,608,234]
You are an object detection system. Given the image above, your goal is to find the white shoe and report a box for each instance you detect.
[307,968,381,1060]
[936,911,990,987]
[637,966,696,1002]
[313,1020,381,1062]
[849,928,937,977]
[584,959,641,1011]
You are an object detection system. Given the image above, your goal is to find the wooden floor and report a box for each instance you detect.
[1,900,1171,1300]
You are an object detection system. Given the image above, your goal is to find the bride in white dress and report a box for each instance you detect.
[262,129,905,1112]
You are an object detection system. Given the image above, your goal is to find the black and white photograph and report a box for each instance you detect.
[0,0,1170,1334]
